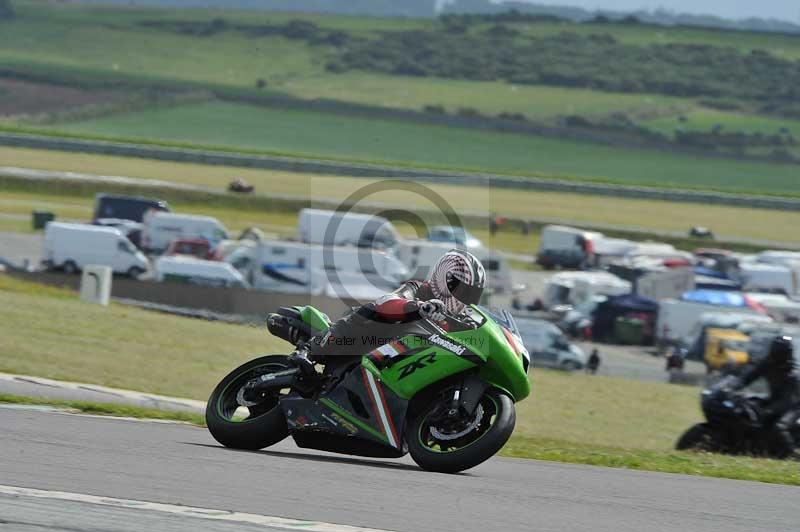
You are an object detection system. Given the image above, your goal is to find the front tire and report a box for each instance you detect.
[206,355,291,450]
[676,423,717,451]
[407,387,515,474]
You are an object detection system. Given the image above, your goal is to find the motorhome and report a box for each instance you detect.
[154,256,249,288]
[395,239,515,293]
[536,225,601,269]
[43,222,149,277]
[142,212,229,253]
[226,239,409,300]
[297,209,400,250]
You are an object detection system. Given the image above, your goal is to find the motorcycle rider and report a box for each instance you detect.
[290,249,486,374]
[731,335,800,458]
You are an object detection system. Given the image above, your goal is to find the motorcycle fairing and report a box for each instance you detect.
[282,363,409,457]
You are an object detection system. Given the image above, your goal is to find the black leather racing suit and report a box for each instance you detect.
[738,354,800,457]
[306,280,437,362]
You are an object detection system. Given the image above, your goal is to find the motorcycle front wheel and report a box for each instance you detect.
[675,423,718,451]
[407,386,515,473]
[206,355,292,450]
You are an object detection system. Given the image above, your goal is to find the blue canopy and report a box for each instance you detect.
[681,289,749,307]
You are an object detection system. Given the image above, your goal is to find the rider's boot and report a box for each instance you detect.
[289,347,317,376]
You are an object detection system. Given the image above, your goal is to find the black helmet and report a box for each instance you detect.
[428,249,486,314]
[767,335,794,368]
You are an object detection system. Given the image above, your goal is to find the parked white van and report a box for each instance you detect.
[43,222,149,277]
[154,256,249,288]
[142,212,229,253]
[536,225,602,269]
[226,239,409,299]
[297,209,399,250]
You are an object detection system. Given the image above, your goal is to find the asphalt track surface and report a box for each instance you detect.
[2,407,799,532]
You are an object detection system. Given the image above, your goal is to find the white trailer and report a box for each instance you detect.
[225,239,409,299]
[154,256,249,288]
[142,212,229,253]
[738,261,798,295]
[43,222,149,277]
[297,209,400,250]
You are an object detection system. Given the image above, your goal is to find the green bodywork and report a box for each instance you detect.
[298,306,331,332]
[298,305,531,403]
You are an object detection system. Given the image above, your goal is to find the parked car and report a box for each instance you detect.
[154,256,249,288]
[43,222,148,278]
[515,318,586,371]
[142,212,229,253]
[164,238,220,261]
[426,225,483,249]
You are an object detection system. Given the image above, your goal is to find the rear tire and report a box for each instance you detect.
[407,387,515,474]
[676,423,716,451]
[206,355,291,450]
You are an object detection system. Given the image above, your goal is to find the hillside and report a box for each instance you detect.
[2,1,800,192]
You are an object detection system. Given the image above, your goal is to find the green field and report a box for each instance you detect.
[41,101,800,194]
[510,21,800,61]
[3,147,800,245]
[1,1,800,194]
[1,274,797,485]
[646,108,800,137]
[280,73,686,120]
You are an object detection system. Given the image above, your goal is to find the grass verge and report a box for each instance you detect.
[0,393,204,425]
[502,437,800,486]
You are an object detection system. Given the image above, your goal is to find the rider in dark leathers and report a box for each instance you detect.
[733,335,800,457]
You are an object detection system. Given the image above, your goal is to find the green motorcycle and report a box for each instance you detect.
[206,305,531,473]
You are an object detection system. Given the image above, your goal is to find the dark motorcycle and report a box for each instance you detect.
[676,377,800,457]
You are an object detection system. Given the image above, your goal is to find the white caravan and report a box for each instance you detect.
[226,239,409,299]
[43,222,149,277]
[297,209,400,250]
[542,271,631,309]
[142,212,229,253]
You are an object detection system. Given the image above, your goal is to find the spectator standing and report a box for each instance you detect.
[587,349,601,375]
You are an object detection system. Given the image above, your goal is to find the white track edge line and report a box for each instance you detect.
[0,485,396,532]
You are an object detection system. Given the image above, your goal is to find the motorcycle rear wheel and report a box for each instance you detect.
[407,386,515,474]
[206,355,291,450]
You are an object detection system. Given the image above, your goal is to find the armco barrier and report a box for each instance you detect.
[13,271,356,321]
[2,132,800,211]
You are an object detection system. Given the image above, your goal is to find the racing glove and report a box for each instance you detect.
[418,299,447,322]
